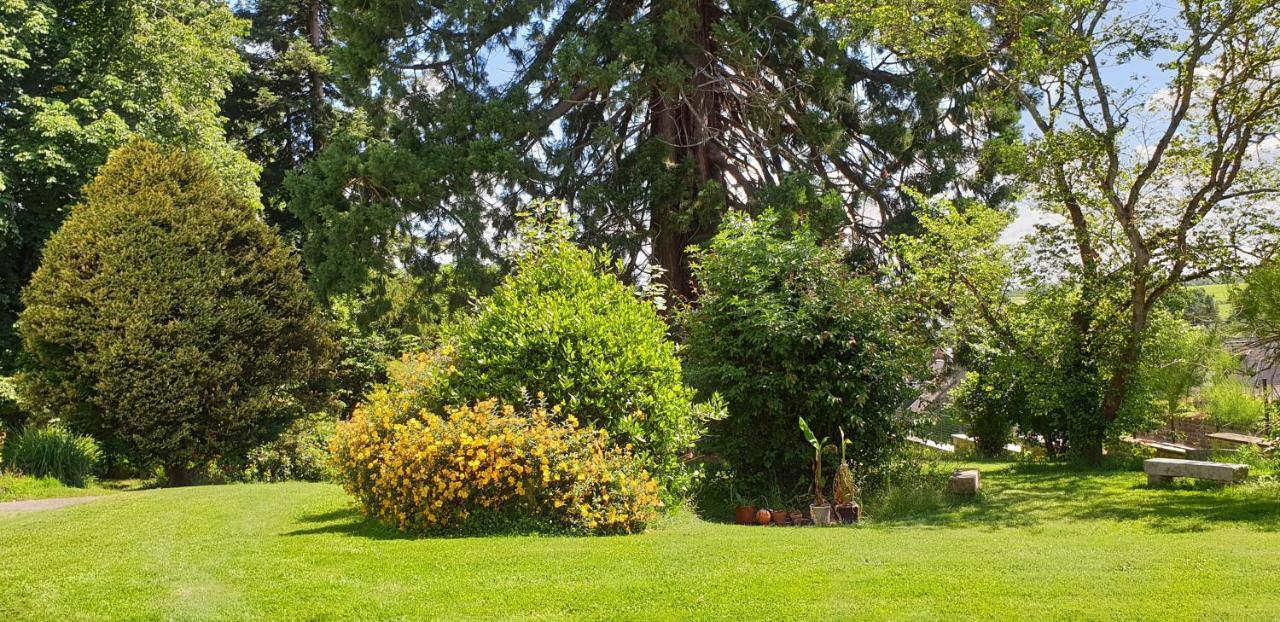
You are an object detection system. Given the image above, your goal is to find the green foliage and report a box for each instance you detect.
[898,199,1192,458]
[331,396,661,535]
[683,211,925,495]
[241,414,336,483]
[434,212,705,496]
[1237,262,1280,350]
[223,0,335,228]
[17,141,332,482]
[1160,287,1222,327]
[848,0,1280,460]
[0,376,25,430]
[1203,376,1266,432]
[291,0,1016,303]
[952,366,1019,458]
[0,0,258,369]
[1142,314,1217,417]
[2,424,102,487]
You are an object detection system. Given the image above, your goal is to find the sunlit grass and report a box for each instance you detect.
[1,461,1278,620]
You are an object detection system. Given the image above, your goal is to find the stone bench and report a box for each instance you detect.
[1143,458,1248,486]
[1121,436,1205,459]
[1206,432,1275,452]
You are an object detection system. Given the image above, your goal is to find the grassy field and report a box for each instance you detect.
[1010,283,1239,320]
[1194,282,1240,320]
[0,474,122,503]
[2,461,1279,621]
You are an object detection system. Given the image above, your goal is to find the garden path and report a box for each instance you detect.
[0,496,101,515]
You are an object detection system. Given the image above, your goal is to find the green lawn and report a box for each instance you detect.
[2,462,1279,621]
[0,474,118,502]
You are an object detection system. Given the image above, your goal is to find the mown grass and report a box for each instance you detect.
[0,474,106,502]
[0,473,149,503]
[1,461,1278,621]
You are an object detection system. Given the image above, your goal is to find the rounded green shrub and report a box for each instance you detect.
[434,212,705,497]
[241,414,337,483]
[952,364,1021,457]
[17,140,333,485]
[682,211,925,495]
[2,424,102,487]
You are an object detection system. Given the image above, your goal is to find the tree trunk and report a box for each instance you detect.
[306,0,326,151]
[648,0,724,304]
[165,464,199,487]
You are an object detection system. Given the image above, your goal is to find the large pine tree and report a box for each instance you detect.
[223,0,336,234]
[288,0,1018,301]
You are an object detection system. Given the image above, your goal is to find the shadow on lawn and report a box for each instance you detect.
[282,507,598,540]
[283,508,416,540]
[878,462,1280,533]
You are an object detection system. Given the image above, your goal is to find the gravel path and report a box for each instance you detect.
[0,496,102,515]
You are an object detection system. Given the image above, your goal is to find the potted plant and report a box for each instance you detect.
[833,426,861,524]
[730,484,756,525]
[799,416,833,525]
[755,508,773,525]
[771,508,789,526]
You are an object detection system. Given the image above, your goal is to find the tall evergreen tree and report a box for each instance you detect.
[223,0,335,235]
[288,0,1018,302]
[0,0,254,370]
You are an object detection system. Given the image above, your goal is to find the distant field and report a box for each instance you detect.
[1009,283,1239,320]
[1193,283,1239,320]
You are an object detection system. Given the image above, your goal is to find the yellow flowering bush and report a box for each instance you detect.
[330,392,661,534]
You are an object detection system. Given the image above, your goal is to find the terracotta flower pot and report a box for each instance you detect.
[755,508,772,525]
[771,509,789,526]
[835,502,860,524]
[734,505,757,525]
[789,511,804,525]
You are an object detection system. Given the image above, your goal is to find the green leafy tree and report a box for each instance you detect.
[287,0,1018,304]
[896,200,1180,456]
[1237,262,1280,350]
[682,211,926,494]
[0,0,257,370]
[1143,314,1216,418]
[17,141,332,485]
[838,0,1280,460]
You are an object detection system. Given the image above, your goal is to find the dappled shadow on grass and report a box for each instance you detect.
[282,508,417,540]
[281,506,610,541]
[872,462,1280,533]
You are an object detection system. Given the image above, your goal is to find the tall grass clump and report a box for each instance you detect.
[1204,377,1265,432]
[2,425,103,487]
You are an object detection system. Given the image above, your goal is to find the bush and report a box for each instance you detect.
[17,141,333,485]
[1203,376,1265,432]
[432,210,705,496]
[2,425,102,487]
[331,393,661,535]
[682,211,926,495]
[242,415,336,483]
[0,376,23,430]
[952,366,1020,457]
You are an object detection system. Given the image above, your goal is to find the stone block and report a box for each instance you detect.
[949,469,980,494]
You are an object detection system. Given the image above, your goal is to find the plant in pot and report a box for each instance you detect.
[832,426,861,524]
[799,416,833,526]
[755,507,773,525]
[771,507,789,526]
[730,483,756,525]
